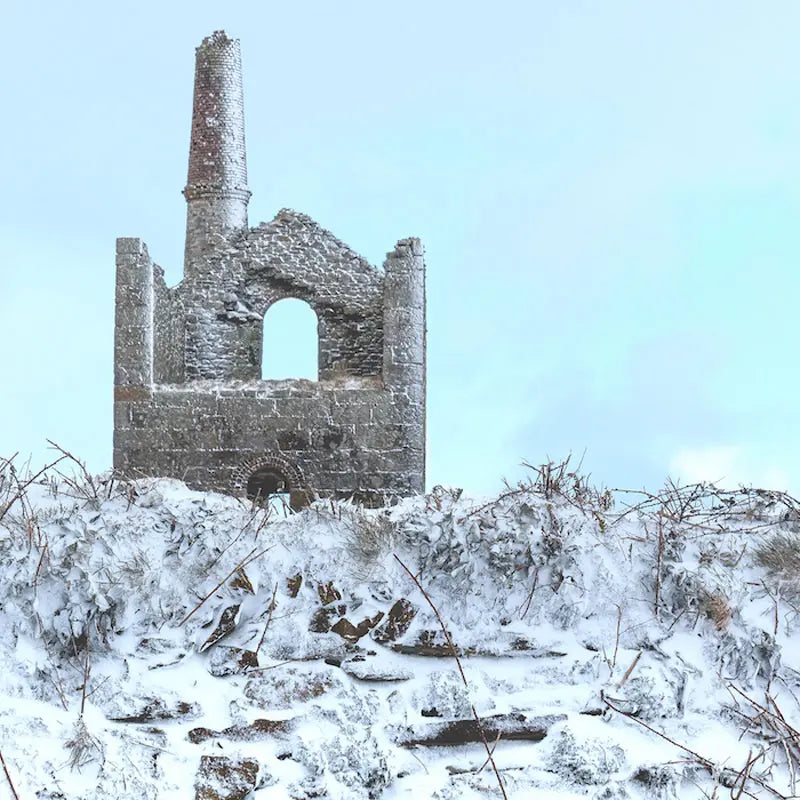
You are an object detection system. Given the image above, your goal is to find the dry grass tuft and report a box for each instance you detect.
[754,531,800,579]
[340,511,396,578]
[699,590,733,631]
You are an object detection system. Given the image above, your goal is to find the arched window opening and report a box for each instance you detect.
[261,298,318,380]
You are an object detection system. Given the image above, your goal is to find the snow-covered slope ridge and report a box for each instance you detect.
[1,461,800,799]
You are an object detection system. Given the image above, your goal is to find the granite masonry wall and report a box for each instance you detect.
[113,31,426,504]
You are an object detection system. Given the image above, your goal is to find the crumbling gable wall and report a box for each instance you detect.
[244,209,385,379]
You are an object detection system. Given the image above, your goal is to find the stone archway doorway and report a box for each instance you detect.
[247,466,290,509]
[233,454,310,511]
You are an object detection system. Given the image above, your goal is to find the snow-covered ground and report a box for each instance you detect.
[1,459,800,799]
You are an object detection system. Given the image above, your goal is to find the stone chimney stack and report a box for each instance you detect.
[183,31,250,274]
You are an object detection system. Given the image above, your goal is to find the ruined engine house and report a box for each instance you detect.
[113,31,426,505]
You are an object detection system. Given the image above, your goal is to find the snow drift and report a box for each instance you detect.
[1,456,799,799]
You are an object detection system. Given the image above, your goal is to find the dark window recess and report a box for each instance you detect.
[247,468,290,502]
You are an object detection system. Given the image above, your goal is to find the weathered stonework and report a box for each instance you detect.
[113,31,426,505]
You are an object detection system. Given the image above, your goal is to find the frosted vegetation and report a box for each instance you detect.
[2,450,800,798]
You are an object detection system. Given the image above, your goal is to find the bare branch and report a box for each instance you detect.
[394,554,508,800]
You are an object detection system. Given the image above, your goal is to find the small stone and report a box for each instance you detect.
[317,581,342,604]
[330,617,360,642]
[287,573,302,598]
[340,656,412,682]
[195,755,259,800]
[229,567,255,594]
[200,604,241,651]
[309,603,347,633]
[331,612,384,643]
[208,647,259,677]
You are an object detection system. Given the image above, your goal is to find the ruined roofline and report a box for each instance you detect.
[254,208,424,277]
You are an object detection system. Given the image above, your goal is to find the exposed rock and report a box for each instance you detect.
[109,698,201,723]
[200,604,241,651]
[390,642,566,658]
[195,755,259,800]
[229,567,255,594]
[189,718,289,744]
[207,647,259,677]
[340,655,412,682]
[308,603,347,633]
[317,582,341,605]
[264,632,349,662]
[244,666,339,709]
[372,598,416,643]
[287,573,302,598]
[392,712,567,747]
[330,612,384,643]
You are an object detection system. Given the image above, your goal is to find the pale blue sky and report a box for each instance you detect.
[2,1,799,494]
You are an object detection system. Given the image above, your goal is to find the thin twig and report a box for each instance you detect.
[0,454,69,523]
[46,440,99,502]
[394,554,508,800]
[475,730,502,774]
[245,658,297,674]
[603,695,783,799]
[80,615,91,717]
[617,651,641,689]
[254,584,278,656]
[35,613,68,711]
[179,546,273,626]
[517,565,540,619]
[654,515,664,616]
[33,542,49,588]
[0,750,20,800]
[611,605,622,672]
[729,686,800,741]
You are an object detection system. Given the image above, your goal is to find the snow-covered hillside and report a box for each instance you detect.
[1,456,799,799]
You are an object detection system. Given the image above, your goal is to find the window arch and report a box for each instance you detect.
[261,298,318,380]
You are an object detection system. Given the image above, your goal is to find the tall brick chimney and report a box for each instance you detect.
[183,31,250,274]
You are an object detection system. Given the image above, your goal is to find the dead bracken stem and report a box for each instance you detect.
[33,542,49,588]
[603,695,782,799]
[180,545,274,626]
[730,685,800,755]
[475,731,502,774]
[207,504,273,573]
[393,554,509,800]
[0,750,20,800]
[0,453,69,524]
[245,658,297,674]
[611,605,622,672]
[35,613,68,711]
[517,565,540,620]
[254,584,278,657]
[654,514,664,616]
[46,440,100,502]
[617,650,641,689]
[79,614,91,718]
